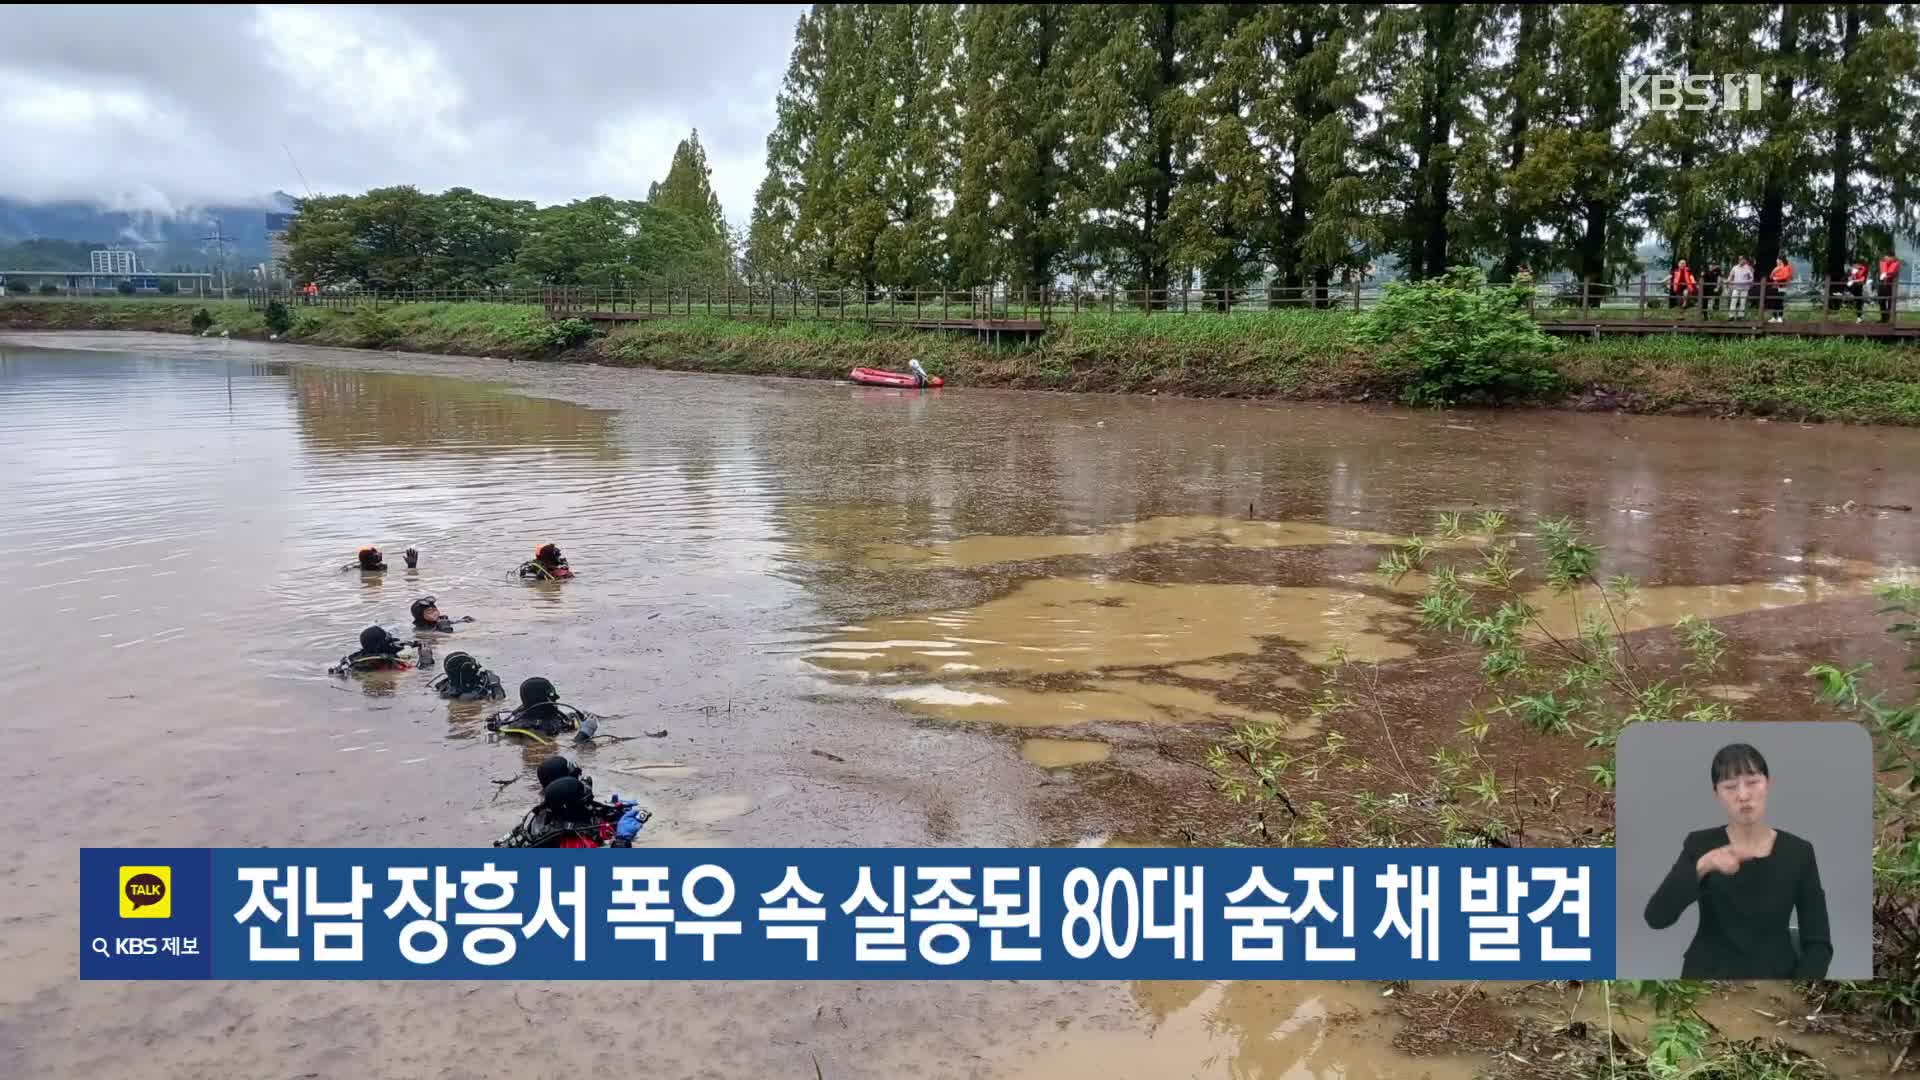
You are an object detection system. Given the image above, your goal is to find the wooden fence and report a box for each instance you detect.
[239,277,1920,335]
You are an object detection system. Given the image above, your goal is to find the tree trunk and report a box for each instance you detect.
[1144,3,1179,306]
[1579,197,1608,286]
[1415,5,1460,279]
[1823,7,1860,284]
[1673,5,1702,262]
[1755,4,1800,275]
[1499,5,1539,280]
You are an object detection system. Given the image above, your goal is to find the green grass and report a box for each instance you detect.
[9,295,1920,424]
[1555,333,1920,421]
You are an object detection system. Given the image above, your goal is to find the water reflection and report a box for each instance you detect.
[289,367,623,458]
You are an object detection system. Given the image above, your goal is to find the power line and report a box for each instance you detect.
[282,143,314,199]
[203,218,231,300]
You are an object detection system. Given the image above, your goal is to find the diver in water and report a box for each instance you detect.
[430,651,505,700]
[328,625,423,675]
[346,546,387,572]
[537,753,585,791]
[486,676,599,742]
[493,774,648,849]
[517,543,574,581]
[410,595,473,633]
[404,547,419,570]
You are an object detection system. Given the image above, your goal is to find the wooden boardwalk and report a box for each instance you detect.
[1539,318,1920,339]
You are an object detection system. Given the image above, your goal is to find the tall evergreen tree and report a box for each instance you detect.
[1444,3,1560,280]
[650,130,730,249]
[1370,4,1494,280]
[950,4,1078,289]
[1175,3,1374,305]
[1539,4,1640,285]
[749,6,834,283]
[1631,4,1749,268]
[1803,4,1920,280]
[1061,3,1201,300]
[1729,3,1822,276]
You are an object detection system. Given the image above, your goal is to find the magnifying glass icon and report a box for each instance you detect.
[90,937,109,958]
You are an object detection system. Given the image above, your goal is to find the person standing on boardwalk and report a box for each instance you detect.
[1668,260,1697,310]
[1849,261,1870,322]
[1701,263,1722,314]
[1728,258,1755,320]
[1767,258,1792,323]
[1879,251,1904,324]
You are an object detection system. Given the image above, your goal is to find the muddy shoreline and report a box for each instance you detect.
[6,301,1916,425]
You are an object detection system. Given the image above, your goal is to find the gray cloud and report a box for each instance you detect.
[0,4,806,224]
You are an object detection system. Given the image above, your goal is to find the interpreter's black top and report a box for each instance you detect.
[1643,826,1832,980]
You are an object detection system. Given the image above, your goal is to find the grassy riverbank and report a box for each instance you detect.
[8,297,1920,424]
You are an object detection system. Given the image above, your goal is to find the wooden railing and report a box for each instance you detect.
[238,278,1916,330]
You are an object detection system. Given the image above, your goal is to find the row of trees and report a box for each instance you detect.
[283,132,735,291]
[745,3,1920,297]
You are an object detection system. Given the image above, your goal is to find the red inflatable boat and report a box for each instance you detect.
[849,366,943,389]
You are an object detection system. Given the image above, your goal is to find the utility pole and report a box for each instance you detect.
[204,218,231,300]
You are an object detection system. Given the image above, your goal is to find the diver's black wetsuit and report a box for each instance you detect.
[488,701,597,739]
[432,652,505,700]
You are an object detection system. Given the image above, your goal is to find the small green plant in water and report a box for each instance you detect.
[1804,583,1920,1042]
[1206,511,1797,1075]
[189,308,215,333]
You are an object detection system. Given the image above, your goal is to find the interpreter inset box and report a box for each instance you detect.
[1614,721,1872,980]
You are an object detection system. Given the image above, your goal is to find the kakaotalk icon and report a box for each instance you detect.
[119,866,171,918]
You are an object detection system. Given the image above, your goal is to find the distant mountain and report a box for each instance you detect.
[0,192,297,272]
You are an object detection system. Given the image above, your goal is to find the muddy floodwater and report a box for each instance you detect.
[4,331,1918,1079]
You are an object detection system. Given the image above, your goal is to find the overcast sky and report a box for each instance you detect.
[0,4,807,225]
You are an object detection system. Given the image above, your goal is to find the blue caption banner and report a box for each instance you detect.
[80,847,1614,981]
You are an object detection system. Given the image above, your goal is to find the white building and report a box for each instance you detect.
[90,249,138,275]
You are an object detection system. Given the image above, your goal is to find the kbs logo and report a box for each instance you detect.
[119,865,171,918]
[1621,72,1765,113]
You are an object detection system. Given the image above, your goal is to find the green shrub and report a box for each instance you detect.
[541,317,595,350]
[115,280,136,296]
[189,308,215,333]
[38,282,60,295]
[1349,266,1561,406]
[350,307,400,346]
[4,279,29,295]
[157,279,178,295]
[263,300,294,336]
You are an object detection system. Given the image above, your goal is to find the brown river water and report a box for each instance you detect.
[2,331,1917,1078]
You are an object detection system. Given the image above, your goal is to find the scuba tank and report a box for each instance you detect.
[486,677,599,743]
[486,702,598,743]
[329,625,417,676]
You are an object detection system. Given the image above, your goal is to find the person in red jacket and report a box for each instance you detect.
[1668,260,1697,310]
[1880,252,1903,324]
[1767,259,1792,323]
[1849,261,1870,322]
